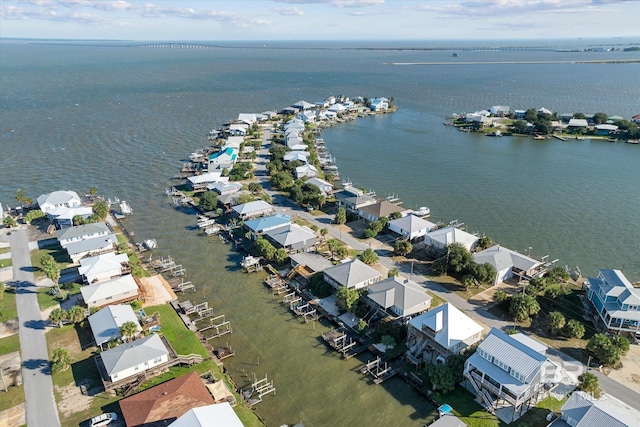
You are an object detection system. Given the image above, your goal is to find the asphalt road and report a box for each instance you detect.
[10,228,61,427]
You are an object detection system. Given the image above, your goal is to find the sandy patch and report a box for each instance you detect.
[138,274,177,307]
[0,319,19,339]
[606,344,640,393]
[56,382,102,418]
[0,403,25,427]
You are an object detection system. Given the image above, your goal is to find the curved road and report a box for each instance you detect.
[10,228,61,427]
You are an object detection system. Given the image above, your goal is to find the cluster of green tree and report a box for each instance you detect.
[15,191,33,207]
[3,215,17,228]
[49,305,86,328]
[423,348,475,393]
[24,209,45,224]
[334,207,347,225]
[578,372,600,397]
[327,238,348,260]
[72,200,110,226]
[41,254,61,291]
[363,217,387,238]
[360,248,378,265]
[198,191,218,211]
[587,333,630,367]
[393,240,412,256]
[229,162,254,181]
[545,311,586,338]
[289,182,326,209]
[432,243,497,287]
[510,108,555,135]
[614,119,640,139]
[255,237,288,264]
[308,273,333,298]
[50,347,72,374]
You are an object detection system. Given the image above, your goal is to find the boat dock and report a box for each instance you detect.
[360,356,398,384]
[242,374,276,407]
[321,328,366,359]
[202,314,232,340]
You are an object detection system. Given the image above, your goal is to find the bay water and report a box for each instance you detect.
[1,40,639,426]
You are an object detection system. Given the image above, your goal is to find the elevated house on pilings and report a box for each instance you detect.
[463,328,561,424]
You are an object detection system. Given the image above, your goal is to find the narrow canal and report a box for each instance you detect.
[125,201,437,427]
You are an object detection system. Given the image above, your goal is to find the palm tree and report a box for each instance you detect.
[67,305,86,324]
[119,321,139,342]
[50,348,71,373]
[49,308,67,328]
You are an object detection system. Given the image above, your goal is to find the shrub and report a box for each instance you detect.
[563,319,585,339]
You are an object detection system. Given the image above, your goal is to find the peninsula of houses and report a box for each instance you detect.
[1,94,639,427]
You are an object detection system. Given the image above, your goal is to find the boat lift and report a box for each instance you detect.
[205,315,232,339]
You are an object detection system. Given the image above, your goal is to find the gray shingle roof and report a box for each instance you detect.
[88,304,141,346]
[323,259,381,288]
[561,391,640,427]
[367,277,431,316]
[100,333,168,377]
[56,222,109,241]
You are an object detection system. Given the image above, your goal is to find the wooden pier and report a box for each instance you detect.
[203,315,232,340]
[241,256,263,272]
[171,278,195,292]
[213,346,235,361]
[243,374,276,406]
[360,356,398,384]
[321,328,365,359]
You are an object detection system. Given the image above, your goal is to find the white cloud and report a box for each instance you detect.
[273,6,304,15]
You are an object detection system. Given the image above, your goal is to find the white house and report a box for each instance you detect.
[236,113,257,125]
[559,391,640,427]
[370,97,389,111]
[36,190,82,214]
[292,100,314,110]
[367,276,432,319]
[304,177,334,196]
[187,172,228,191]
[295,164,318,179]
[323,259,382,290]
[357,200,408,223]
[490,106,510,116]
[80,274,140,308]
[78,252,130,284]
[464,328,561,423]
[209,147,238,166]
[264,223,317,253]
[407,303,484,365]
[99,333,169,383]
[473,245,544,286]
[424,226,479,252]
[65,234,117,263]
[56,222,110,248]
[45,205,93,229]
[283,151,310,163]
[328,103,347,113]
[232,200,275,220]
[585,269,640,337]
[388,215,437,241]
[169,403,244,427]
[88,304,142,348]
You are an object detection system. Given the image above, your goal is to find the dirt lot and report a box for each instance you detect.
[607,344,640,393]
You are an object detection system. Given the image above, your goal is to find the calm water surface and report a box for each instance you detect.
[1,41,639,425]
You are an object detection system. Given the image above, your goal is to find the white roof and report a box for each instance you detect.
[284,151,310,162]
[37,190,81,208]
[46,206,93,221]
[265,223,316,248]
[56,222,109,241]
[88,304,141,346]
[388,215,436,234]
[188,172,224,185]
[425,226,478,249]
[78,252,129,280]
[473,245,542,274]
[169,403,243,427]
[232,200,273,216]
[328,103,347,112]
[237,113,257,124]
[409,303,483,350]
[568,118,589,127]
[80,274,138,304]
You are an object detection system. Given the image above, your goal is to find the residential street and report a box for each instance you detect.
[10,228,61,427]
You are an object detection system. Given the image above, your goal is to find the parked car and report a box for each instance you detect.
[90,412,117,427]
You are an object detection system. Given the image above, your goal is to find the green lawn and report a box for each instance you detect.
[426,274,489,300]
[30,245,72,280]
[0,286,18,321]
[36,286,81,311]
[427,291,447,308]
[0,384,25,412]
[0,333,21,355]
[146,304,208,358]
[0,259,12,269]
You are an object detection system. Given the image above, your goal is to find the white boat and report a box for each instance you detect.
[143,239,157,250]
[204,226,221,235]
[197,218,217,228]
[416,206,431,217]
[119,201,133,215]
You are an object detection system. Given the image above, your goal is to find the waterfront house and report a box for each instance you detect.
[223,136,245,150]
[295,164,318,179]
[463,328,560,424]
[429,415,468,427]
[370,97,389,111]
[289,252,333,284]
[388,214,437,241]
[286,134,304,148]
[187,172,228,191]
[292,100,314,111]
[304,177,334,196]
[243,214,292,238]
[226,123,248,136]
[514,110,526,119]
[567,118,589,131]
[407,303,483,365]
[45,205,93,229]
[558,390,640,427]
[208,181,243,196]
[473,245,544,286]
[264,223,317,253]
[217,191,251,210]
[334,187,377,213]
[490,106,510,116]
[559,113,574,123]
[297,110,316,123]
[284,150,310,163]
[424,226,479,252]
[584,269,640,338]
[99,333,169,383]
[88,304,142,348]
[80,274,141,308]
[78,252,130,284]
[232,200,275,220]
[168,403,243,427]
[56,222,110,248]
[595,124,619,135]
[465,113,492,128]
[36,190,82,214]
[367,276,432,319]
[329,103,347,113]
[323,259,382,290]
[65,233,118,263]
[237,113,257,125]
[607,114,625,124]
[119,371,215,427]
[357,200,408,223]
[209,147,238,166]
[537,107,553,115]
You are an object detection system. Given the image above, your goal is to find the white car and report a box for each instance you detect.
[90,412,117,427]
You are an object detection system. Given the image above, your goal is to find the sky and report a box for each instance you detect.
[1,0,639,41]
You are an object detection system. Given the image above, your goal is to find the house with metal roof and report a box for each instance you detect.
[80,274,140,308]
[119,371,214,427]
[464,328,560,423]
[595,123,619,135]
[323,259,382,290]
[295,164,318,179]
[388,214,437,241]
[367,276,432,319]
[290,253,333,279]
[88,304,142,348]
[237,113,257,125]
[208,181,243,195]
[65,233,118,263]
[45,205,93,229]
[407,303,483,365]
[585,269,640,338]
[334,187,377,213]
[370,97,389,111]
[244,214,291,238]
[78,252,130,284]
[567,118,589,130]
[169,403,244,427]
[36,190,82,214]
[284,150,310,163]
[557,390,640,427]
[99,333,169,383]
[424,226,479,252]
[292,100,314,110]
[232,200,275,220]
[358,200,408,222]
[264,223,317,253]
[187,172,229,191]
[209,147,238,166]
[304,177,334,196]
[473,245,544,286]
[56,222,110,248]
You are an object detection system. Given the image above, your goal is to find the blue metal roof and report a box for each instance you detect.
[244,214,291,232]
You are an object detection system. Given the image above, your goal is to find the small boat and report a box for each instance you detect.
[416,206,431,217]
[204,226,221,235]
[143,239,157,250]
[625,139,639,144]
[485,130,502,137]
